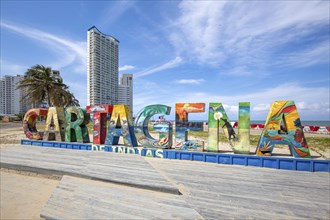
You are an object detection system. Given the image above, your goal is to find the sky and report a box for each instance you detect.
[1,1,329,121]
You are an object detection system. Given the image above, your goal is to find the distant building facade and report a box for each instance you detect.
[0,75,29,115]
[51,70,61,80]
[87,26,119,106]
[118,74,133,114]
[0,70,61,115]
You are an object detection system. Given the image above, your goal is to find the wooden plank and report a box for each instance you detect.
[0,145,179,194]
[41,176,203,220]
[145,157,330,219]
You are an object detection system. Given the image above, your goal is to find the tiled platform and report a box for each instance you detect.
[21,140,330,172]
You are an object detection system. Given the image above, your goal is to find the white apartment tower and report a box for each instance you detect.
[0,75,29,115]
[87,26,119,105]
[0,70,61,115]
[118,74,133,114]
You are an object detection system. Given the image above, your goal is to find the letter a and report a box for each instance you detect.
[105,105,137,147]
[256,101,311,158]
[44,107,66,141]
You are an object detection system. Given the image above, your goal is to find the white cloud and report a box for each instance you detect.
[134,56,182,78]
[66,81,87,107]
[175,78,205,85]
[223,104,238,114]
[253,104,271,112]
[99,1,136,28]
[274,40,329,68]
[220,66,270,77]
[119,65,135,72]
[133,82,330,120]
[169,1,226,65]
[296,101,330,111]
[1,21,86,73]
[169,1,329,71]
[1,21,88,106]
[0,59,28,75]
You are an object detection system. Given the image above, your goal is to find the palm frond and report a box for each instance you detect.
[17,65,80,108]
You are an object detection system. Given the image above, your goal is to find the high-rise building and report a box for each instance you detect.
[87,26,119,106]
[118,74,133,114]
[0,75,30,115]
[51,70,61,80]
[0,70,61,115]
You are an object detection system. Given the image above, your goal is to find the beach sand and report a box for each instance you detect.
[0,122,58,219]
[0,170,59,220]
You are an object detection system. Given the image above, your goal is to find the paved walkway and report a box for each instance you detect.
[1,145,329,219]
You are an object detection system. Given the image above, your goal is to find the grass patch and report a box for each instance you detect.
[306,137,330,157]
[188,130,262,145]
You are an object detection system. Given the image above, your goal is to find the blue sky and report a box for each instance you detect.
[1,1,329,121]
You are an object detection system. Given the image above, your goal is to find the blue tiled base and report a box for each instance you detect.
[21,140,330,172]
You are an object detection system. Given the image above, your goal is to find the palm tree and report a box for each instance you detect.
[17,65,79,107]
[50,79,80,107]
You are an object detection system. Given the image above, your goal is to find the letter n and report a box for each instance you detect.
[207,102,250,154]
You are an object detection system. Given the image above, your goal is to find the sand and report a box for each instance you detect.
[0,170,59,220]
[0,122,60,219]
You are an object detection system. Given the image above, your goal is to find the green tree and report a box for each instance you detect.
[50,78,80,107]
[17,65,79,107]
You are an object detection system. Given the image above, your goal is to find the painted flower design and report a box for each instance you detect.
[214,112,223,120]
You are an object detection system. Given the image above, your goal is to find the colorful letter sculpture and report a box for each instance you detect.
[86,105,113,144]
[105,105,137,147]
[207,103,223,152]
[207,103,237,150]
[175,103,205,151]
[44,107,66,141]
[207,102,250,153]
[256,101,311,158]
[152,122,173,148]
[134,104,172,148]
[65,107,90,143]
[235,102,250,153]
[23,108,48,140]
[21,100,312,159]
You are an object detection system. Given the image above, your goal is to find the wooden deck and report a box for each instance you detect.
[41,176,202,220]
[0,145,178,194]
[146,157,330,219]
[1,145,329,219]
